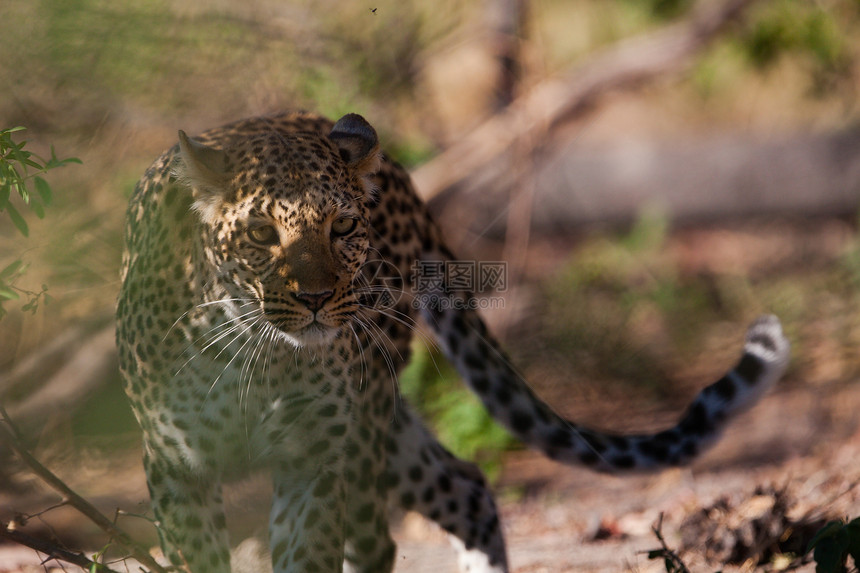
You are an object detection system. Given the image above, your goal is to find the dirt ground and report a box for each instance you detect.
[391,378,860,572]
[2,374,857,573]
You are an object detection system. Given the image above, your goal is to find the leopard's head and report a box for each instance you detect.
[176,114,380,348]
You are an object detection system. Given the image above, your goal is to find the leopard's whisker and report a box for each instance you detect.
[350,315,399,399]
[173,309,264,376]
[358,305,450,394]
[238,318,269,409]
[348,324,369,391]
[206,314,266,398]
[164,297,258,342]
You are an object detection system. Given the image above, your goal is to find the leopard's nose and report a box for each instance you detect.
[292,290,333,312]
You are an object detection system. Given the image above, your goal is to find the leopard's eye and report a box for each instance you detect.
[331,217,358,237]
[247,225,278,246]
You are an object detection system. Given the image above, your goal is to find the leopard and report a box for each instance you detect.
[116,111,790,573]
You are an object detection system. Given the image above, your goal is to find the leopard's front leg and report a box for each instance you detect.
[265,384,357,573]
[143,446,231,573]
[270,460,347,572]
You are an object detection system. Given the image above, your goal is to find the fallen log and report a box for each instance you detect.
[435,128,860,238]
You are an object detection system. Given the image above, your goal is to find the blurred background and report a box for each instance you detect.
[2,0,860,571]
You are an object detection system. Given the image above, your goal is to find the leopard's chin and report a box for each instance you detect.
[277,321,339,349]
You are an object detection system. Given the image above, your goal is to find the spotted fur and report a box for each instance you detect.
[117,111,790,573]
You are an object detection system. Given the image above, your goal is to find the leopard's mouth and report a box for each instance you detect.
[265,313,339,348]
[259,292,350,348]
[301,319,326,331]
[295,320,337,344]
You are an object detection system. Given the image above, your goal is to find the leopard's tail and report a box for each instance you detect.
[416,283,789,472]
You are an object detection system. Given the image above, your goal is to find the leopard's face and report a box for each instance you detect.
[208,171,370,348]
[178,116,380,348]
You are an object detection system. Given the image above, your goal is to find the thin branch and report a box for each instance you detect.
[646,513,692,573]
[0,523,123,573]
[0,404,168,573]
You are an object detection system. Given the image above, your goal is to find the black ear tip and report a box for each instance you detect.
[331,114,377,141]
[337,113,365,124]
[334,113,367,127]
[329,114,379,167]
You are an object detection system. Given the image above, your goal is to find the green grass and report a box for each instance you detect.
[535,210,718,395]
[399,343,514,482]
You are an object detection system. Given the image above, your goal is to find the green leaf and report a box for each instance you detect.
[813,539,847,573]
[46,146,82,168]
[809,520,846,553]
[9,144,33,175]
[5,202,29,237]
[0,259,23,280]
[34,176,52,205]
[8,181,21,206]
[0,285,19,300]
[28,198,45,219]
[812,531,849,573]
[22,157,43,170]
[844,518,860,567]
[10,163,24,186]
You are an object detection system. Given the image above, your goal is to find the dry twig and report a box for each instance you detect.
[646,513,693,573]
[0,404,167,573]
[0,523,124,573]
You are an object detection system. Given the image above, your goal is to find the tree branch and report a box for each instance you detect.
[0,523,124,573]
[0,405,168,573]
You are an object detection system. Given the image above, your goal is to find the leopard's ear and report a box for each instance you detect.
[177,130,229,188]
[176,131,231,221]
[329,114,380,178]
